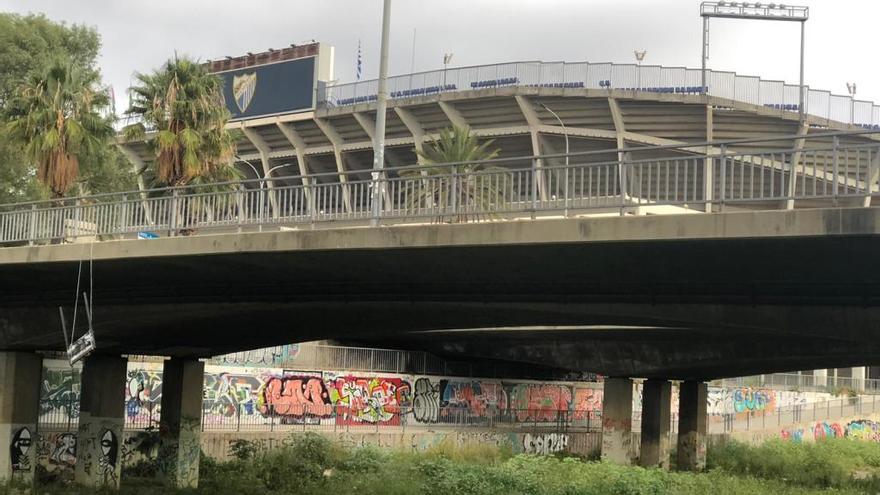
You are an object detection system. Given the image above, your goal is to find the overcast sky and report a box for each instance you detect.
[1,0,877,112]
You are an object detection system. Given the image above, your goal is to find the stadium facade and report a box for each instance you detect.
[117,42,880,384]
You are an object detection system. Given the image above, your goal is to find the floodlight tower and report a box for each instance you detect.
[700,2,809,121]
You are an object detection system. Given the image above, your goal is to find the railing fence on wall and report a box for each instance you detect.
[713,373,880,395]
[4,131,880,246]
[709,394,880,434]
[321,60,880,128]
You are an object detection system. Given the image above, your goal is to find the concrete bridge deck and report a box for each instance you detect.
[1,206,879,380]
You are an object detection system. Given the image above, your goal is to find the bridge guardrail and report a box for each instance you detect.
[3,131,880,246]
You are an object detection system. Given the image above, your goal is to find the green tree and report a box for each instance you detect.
[0,13,131,204]
[5,60,114,198]
[402,126,504,222]
[123,56,238,187]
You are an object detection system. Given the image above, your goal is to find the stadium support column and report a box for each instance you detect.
[75,355,127,488]
[0,352,42,485]
[601,377,633,465]
[677,380,708,472]
[639,379,671,469]
[157,358,204,488]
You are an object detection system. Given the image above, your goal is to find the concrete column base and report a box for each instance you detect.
[677,380,708,471]
[0,352,42,485]
[639,379,671,469]
[158,358,205,488]
[74,355,127,488]
[601,377,633,465]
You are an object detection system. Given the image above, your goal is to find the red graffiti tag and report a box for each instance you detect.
[259,376,333,417]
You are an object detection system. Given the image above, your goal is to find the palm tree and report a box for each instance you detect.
[401,126,504,223]
[5,60,113,199]
[123,56,237,188]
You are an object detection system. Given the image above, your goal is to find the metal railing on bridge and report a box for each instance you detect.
[2,130,879,246]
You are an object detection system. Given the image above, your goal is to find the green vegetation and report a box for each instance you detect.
[15,434,880,494]
[707,438,880,490]
[402,126,505,222]
[5,60,114,198]
[0,13,132,203]
[123,56,239,188]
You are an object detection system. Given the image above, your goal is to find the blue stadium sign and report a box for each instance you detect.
[216,56,317,120]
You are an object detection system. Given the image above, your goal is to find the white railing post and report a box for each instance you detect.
[27,204,36,246]
[832,136,840,203]
[719,145,727,210]
[169,189,179,237]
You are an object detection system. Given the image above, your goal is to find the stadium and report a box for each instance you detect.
[114,39,880,220]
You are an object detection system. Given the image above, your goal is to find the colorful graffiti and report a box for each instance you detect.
[509,384,572,422]
[258,374,333,422]
[40,368,80,420]
[845,419,880,442]
[440,379,507,416]
[203,372,263,420]
[733,388,774,413]
[326,374,411,425]
[125,370,162,423]
[813,421,845,440]
[780,428,805,443]
[572,388,603,421]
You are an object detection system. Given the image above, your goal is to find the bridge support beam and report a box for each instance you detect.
[75,355,127,489]
[639,379,671,469]
[677,380,708,472]
[157,358,204,489]
[601,377,633,465]
[0,352,42,485]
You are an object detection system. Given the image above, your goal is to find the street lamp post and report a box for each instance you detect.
[847,82,857,125]
[443,53,454,90]
[370,0,392,226]
[634,50,646,90]
[540,103,569,167]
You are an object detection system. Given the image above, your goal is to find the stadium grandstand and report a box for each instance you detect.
[115,41,880,219]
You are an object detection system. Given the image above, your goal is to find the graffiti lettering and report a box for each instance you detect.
[522,433,569,455]
[326,375,411,425]
[509,384,571,422]
[259,375,333,420]
[412,378,440,423]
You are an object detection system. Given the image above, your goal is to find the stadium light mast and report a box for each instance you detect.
[700,2,809,121]
[371,0,392,225]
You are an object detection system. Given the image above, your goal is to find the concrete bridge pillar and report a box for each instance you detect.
[676,380,708,471]
[0,352,42,485]
[157,358,204,489]
[75,354,126,489]
[639,379,671,469]
[601,377,633,465]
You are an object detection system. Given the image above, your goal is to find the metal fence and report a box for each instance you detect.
[3,131,879,246]
[713,373,880,395]
[709,394,880,434]
[322,60,880,127]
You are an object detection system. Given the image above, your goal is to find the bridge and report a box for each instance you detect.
[3,130,880,484]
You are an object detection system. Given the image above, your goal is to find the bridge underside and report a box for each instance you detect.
[2,207,880,380]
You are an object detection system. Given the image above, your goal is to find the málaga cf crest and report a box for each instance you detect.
[232,72,257,112]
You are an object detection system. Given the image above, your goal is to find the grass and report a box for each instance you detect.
[7,434,880,494]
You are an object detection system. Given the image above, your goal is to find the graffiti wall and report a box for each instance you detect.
[707,387,830,417]
[41,360,601,430]
[780,419,880,443]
